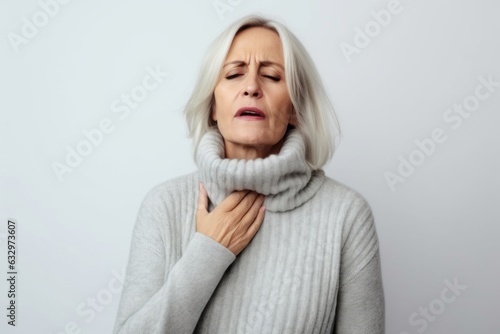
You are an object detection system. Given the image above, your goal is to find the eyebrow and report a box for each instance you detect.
[223,60,284,70]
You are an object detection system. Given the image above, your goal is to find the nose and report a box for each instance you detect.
[243,72,262,98]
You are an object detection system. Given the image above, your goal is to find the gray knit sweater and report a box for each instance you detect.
[113,128,384,334]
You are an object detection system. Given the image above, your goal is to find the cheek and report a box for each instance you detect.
[213,86,232,113]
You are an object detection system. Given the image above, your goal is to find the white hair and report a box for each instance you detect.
[184,14,340,169]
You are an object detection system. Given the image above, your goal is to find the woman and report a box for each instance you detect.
[114,15,384,334]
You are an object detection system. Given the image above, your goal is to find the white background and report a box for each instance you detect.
[1,0,499,333]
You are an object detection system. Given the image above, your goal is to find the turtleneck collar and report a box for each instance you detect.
[196,127,325,212]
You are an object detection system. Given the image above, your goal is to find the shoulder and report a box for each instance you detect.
[317,174,372,214]
[316,175,377,246]
[139,171,199,209]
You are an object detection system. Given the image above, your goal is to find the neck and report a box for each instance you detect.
[196,127,326,212]
[223,137,285,160]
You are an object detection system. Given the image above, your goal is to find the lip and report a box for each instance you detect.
[235,107,266,118]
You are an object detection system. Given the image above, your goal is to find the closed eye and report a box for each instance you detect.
[226,74,241,79]
[264,75,280,82]
[225,74,280,81]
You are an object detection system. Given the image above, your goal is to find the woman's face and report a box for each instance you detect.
[212,27,295,159]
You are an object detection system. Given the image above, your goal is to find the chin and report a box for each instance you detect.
[221,126,286,146]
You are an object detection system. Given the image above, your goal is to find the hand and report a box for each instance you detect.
[196,182,266,256]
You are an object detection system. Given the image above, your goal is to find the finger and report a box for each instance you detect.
[246,205,266,239]
[219,189,251,212]
[197,182,208,218]
[230,191,261,218]
[239,194,265,228]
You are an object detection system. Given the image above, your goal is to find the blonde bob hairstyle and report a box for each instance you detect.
[184,14,340,169]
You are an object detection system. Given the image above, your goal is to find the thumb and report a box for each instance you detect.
[197,182,209,218]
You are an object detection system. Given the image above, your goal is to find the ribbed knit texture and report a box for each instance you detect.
[113,128,384,334]
[197,128,325,212]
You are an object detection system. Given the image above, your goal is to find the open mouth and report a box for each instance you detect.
[239,111,263,117]
[235,107,266,119]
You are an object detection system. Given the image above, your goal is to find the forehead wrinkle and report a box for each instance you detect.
[229,49,282,63]
[224,30,284,70]
[223,59,284,70]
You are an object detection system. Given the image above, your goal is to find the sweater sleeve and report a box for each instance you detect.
[113,187,236,334]
[333,196,385,333]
